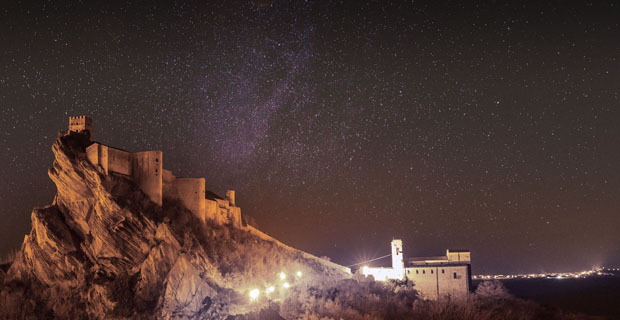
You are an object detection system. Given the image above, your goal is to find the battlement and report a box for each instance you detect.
[68,116,93,140]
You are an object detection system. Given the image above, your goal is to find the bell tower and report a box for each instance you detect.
[391,239,404,278]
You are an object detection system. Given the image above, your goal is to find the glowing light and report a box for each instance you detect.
[249,288,260,300]
[279,272,286,280]
[296,271,302,277]
[266,286,275,294]
[282,282,290,288]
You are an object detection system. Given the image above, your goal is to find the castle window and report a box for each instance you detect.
[442,269,445,274]
[431,269,433,274]
[416,270,419,274]
[453,272,457,279]
[422,270,425,274]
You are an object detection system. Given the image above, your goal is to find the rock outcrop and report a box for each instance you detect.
[0,132,349,319]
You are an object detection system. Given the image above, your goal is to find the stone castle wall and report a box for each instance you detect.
[86,144,162,205]
[210,199,242,228]
[174,177,206,221]
[132,151,163,206]
[205,200,218,223]
[80,116,243,229]
[108,148,132,176]
[160,169,241,226]
[86,144,132,176]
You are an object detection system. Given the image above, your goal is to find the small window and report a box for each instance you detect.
[442,269,445,274]
[407,270,410,274]
[422,270,425,274]
[453,272,457,279]
[416,270,419,274]
[155,158,158,162]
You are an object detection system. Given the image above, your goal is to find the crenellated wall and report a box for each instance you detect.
[69,116,93,139]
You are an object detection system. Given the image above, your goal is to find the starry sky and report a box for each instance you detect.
[1,1,620,275]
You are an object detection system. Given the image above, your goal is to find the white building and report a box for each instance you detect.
[361,240,472,300]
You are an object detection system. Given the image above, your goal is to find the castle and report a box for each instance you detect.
[361,240,472,300]
[69,116,242,227]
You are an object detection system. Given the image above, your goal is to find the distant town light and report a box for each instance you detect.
[279,272,287,280]
[249,288,260,300]
[296,271,302,277]
[266,286,275,294]
[282,282,290,288]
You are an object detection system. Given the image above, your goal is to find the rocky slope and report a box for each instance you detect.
[0,132,349,319]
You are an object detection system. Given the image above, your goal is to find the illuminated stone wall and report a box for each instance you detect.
[86,143,102,173]
[78,116,243,227]
[208,198,242,228]
[68,115,93,139]
[86,144,131,176]
[174,177,206,222]
[108,148,132,176]
[447,250,471,262]
[86,144,162,205]
[406,265,470,300]
[161,168,241,227]
[132,151,163,205]
[205,199,218,223]
[162,169,176,197]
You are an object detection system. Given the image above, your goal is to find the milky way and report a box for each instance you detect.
[1,1,620,274]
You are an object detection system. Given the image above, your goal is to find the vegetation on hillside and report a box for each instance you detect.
[274,280,600,320]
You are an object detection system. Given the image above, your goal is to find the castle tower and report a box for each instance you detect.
[391,239,404,278]
[226,190,236,206]
[68,116,93,140]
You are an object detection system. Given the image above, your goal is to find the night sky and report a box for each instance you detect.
[1,1,620,275]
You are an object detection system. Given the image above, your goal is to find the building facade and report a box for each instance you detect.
[361,240,472,300]
[72,116,242,227]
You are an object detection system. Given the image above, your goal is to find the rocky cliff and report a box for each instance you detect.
[0,132,349,319]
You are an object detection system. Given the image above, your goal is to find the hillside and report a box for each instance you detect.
[0,131,601,320]
[0,131,350,319]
